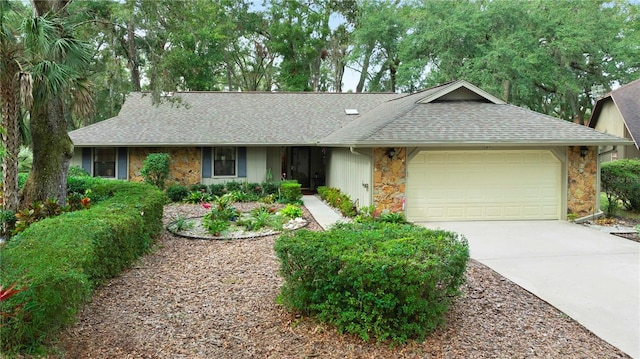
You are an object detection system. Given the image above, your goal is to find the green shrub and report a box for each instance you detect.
[189,183,208,193]
[140,153,170,190]
[279,180,302,204]
[0,181,164,353]
[275,222,469,343]
[378,211,406,223]
[166,184,188,202]
[261,181,279,196]
[209,183,226,197]
[202,217,230,236]
[280,204,303,219]
[67,166,90,177]
[225,181,242,192]
[316,186,356,217]
[601,159,640,213]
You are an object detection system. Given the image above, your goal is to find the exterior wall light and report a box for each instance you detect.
[386,148,397,159]
[580,146,588,158]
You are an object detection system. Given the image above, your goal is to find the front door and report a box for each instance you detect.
[290,147,310,188]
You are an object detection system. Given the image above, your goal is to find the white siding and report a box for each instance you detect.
[326,148,372,208]
[246,147,267,183]
[71,148,83,168]
[266,147,283,181]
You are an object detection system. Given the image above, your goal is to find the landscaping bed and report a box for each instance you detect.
[54,203,630,358]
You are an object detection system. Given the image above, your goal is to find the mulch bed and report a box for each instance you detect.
[54,203,631,358]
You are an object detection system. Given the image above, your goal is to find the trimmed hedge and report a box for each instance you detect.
[0,181,164,353]
[279,180,302,203]
[274,222,469,343]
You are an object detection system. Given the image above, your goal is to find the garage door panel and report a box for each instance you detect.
[407,150,561,221]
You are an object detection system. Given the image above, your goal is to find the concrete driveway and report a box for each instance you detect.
[421,220,640,358]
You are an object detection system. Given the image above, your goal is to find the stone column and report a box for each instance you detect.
[567,146,598,217]
[373,147,406,213]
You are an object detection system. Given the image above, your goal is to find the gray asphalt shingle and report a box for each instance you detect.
[69,81,630,148]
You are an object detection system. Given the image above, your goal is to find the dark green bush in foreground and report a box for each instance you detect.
[274,222,469,343]
[0,181,164,354]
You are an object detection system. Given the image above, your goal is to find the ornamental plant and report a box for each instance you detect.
[140,153,171,190]
[279,204,303,219]
[275,222,469,343]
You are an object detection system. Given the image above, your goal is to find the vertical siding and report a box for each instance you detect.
[326,148,372,208]
[70,148,84,169]
[266,147,283,181]
[246,147,267,183]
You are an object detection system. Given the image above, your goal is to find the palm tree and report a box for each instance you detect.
[0,0,27,212]
[19,2,93,205]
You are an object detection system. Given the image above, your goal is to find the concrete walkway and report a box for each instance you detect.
[422,220,640,358]
[302,195,346,230]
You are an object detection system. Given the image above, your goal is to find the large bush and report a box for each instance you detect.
[275,222,469,343]
[140,153,170,189]
[601,159,640,214]
[0,181,164,353]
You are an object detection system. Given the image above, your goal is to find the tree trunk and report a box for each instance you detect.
[128,19,141,91]
[356,42,374,93]
[21,97,73,205]
[0,60,22,211]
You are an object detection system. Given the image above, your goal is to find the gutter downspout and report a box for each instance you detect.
[598,145,617,157]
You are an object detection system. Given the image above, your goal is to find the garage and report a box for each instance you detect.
[406,150,562,221]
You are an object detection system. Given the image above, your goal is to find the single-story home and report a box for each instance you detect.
[587,78,640,161]
[69,80,631,222]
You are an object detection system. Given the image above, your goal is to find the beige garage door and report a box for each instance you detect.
[406,150,561,221]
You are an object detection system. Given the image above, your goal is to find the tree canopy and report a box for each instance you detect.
[0,0,638,210]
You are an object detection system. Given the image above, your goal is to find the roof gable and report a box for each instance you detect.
[589,78,640,149]
[417,80,506,104]
[319,82,631,147]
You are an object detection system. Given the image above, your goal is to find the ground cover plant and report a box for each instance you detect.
[0,180,164,354]
[275,222,469,343]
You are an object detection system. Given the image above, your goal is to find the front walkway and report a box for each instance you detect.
[302,195,345,230]
[421,220,640,359]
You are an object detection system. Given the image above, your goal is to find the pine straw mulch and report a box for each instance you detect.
[54,203,630,358]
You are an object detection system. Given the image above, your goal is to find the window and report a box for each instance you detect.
[94,147,116,178]
[213,147,236,176]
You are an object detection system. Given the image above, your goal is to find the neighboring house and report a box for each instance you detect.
[588,78,640,161]
[69,80,630,222]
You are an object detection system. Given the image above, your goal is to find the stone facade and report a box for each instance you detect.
[372,147,406,213]
[129,147,201,186]
[567,146,598,217]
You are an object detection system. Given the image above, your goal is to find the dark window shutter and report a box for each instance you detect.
[81,148,92,175]
[202,147,212,178]
[117,148,128,179]
[238,147,246,178]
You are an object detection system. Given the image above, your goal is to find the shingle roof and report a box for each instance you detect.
[588,78,640,149]
[68,92,403,146]
[319,81,631,147]
[69,81,631,148]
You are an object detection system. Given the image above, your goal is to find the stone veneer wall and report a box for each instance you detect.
[372,147,406,213]
[567,146,598,217]
[129,147,201,186]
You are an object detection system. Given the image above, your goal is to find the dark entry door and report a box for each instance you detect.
[290,147,310,188]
